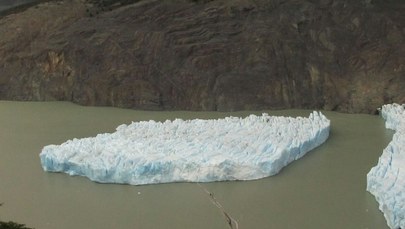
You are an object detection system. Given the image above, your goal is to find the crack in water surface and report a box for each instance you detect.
[197,183,239,229]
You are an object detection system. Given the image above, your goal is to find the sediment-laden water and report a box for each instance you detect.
[0,101,391,229]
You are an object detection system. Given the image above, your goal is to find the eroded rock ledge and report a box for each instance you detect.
[0,0,404,113]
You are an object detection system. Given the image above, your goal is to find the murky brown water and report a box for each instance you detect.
[0,101,391,229]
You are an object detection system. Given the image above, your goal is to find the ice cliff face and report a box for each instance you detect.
[367,104,405,229]
[40,111,330,185]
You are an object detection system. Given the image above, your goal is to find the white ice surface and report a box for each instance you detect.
[40,111,330,185]
[367,103,405,229]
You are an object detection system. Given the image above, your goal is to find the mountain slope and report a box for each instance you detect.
[0,0,404,113]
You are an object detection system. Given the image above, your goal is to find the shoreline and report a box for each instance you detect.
[0,0,57,18]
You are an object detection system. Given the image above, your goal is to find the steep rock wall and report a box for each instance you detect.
[0,0,404,113]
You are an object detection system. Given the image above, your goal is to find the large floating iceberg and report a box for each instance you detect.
[40,111,330,185]
[367,104,405,229]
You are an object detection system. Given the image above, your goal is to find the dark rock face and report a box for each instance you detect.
[0,0,404,113]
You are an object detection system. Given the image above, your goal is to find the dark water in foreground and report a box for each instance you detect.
[0,101,391,229]
[0,0,36,12]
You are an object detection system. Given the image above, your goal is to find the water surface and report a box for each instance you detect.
[0,101,391,229]
[0,0,36,12]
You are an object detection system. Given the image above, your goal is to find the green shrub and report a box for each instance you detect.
[0,221,34,229]
[0,204,34,229]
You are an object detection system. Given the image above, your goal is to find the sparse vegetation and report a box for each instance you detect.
[0,203,34,229]
[189,0,215,3]
[0,221,34,229]
[87,0,142,7]
[84,0,142,17]
[83,0,214,17]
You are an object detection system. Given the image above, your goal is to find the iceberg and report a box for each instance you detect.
[40,111,330,185]
[367,104,405,229]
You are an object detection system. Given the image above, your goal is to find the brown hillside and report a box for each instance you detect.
[0,0,404,113]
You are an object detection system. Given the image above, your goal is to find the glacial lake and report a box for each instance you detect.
[0,101,391,229]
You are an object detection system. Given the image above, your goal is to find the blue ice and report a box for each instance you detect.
[367,103,405,229]
[40,111,330,185]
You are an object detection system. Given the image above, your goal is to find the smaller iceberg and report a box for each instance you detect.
[367,104,405,229]
[40,111,330,185]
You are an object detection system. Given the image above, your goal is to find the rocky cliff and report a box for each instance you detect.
[0,0,404,113]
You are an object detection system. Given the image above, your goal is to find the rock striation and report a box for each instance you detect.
[0,0,404,113]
